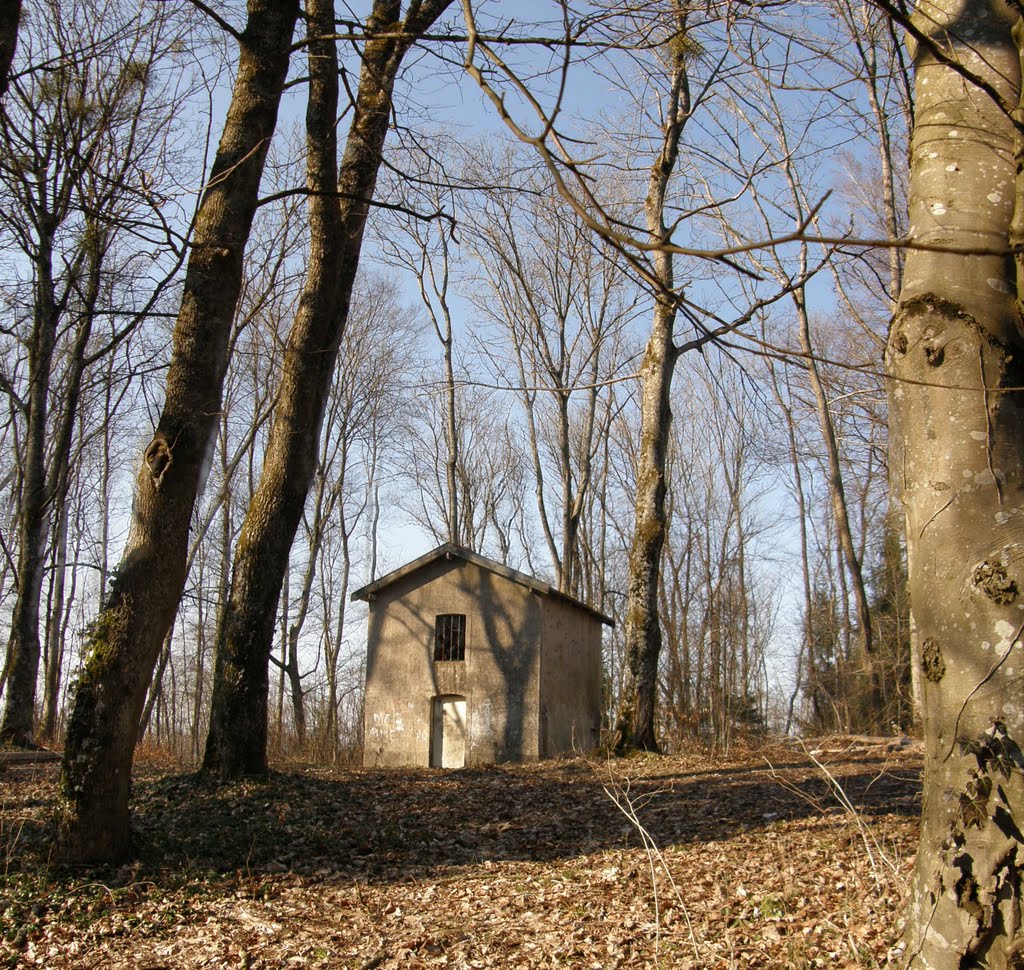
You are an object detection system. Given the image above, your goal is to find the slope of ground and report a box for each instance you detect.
[1,738,920,968]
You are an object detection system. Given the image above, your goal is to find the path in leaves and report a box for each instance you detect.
[1,738,920,968]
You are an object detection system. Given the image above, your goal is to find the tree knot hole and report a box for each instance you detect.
[924,342,945,367]
[144,438,173,490]
[972,559,1019,605]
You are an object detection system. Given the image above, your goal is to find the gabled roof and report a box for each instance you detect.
[350,543,614,626]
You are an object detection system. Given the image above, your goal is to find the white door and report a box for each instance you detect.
[431,695,467,768]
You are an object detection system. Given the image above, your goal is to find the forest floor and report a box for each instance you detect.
[1,737,921,969]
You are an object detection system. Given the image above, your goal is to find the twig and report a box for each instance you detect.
[764,744,904,891]
[600,764,700,962]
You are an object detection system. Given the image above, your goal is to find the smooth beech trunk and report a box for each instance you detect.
[891,0,1024,963]
[203,0,454,777]
[56,0,298,863]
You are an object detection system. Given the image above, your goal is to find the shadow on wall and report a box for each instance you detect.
[362,557,537,766]
[459,567,534,762]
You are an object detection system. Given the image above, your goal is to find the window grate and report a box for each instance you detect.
[434,614,466,662]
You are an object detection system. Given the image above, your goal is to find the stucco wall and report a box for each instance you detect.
[362,558,542,767]
[539,595,603,756]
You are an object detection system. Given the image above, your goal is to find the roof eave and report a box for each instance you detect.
[350,542,614,626]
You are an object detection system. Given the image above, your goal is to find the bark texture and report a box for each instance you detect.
[56,0,299,862]
[203,0,455,777]
[619,298,676,752]
[891,1,1024,964]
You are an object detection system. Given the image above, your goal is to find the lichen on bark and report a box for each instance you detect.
[922,637,946,683]
[973,559,1019,605]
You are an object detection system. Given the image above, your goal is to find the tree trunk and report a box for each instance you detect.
[203,0,454,777]
[39,497,69,743]
[36,237,104,745]
[428,237,460,547]
[0,0,20,98]
[283,480,327,751]
[1,7,186,747]
[0,232,61,747]
[618,298,676,752]
[137,624,174,743]
[203,0,342,776]
[617,2,689,752]
[768,357,820,732]
[326,535,352,759]
[2,222,113,746]
[56,0,298,863]
[891,1,1024,963]
[795,287,880,729]
[275,569,287,748]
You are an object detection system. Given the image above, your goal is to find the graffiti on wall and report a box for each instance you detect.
[368,709,405,743]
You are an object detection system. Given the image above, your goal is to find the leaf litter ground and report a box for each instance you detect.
[1,738,920,968]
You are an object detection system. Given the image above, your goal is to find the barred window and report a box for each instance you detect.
[434,614,466,662]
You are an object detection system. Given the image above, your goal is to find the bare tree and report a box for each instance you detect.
[457,0,900,751]
[611,0,692,752]
[378,166,465,546]
[655,359,774,750]
[0,0,193,746]
[404,382,531,560]
[467,167,637,595]
[203,0,456,778]
[312,273,417,758]
[57,0,300,862]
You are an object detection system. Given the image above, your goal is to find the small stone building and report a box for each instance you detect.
[353,543,612,768]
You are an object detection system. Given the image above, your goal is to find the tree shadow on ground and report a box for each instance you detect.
[132,750,920,882]
[1,748,921,886]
